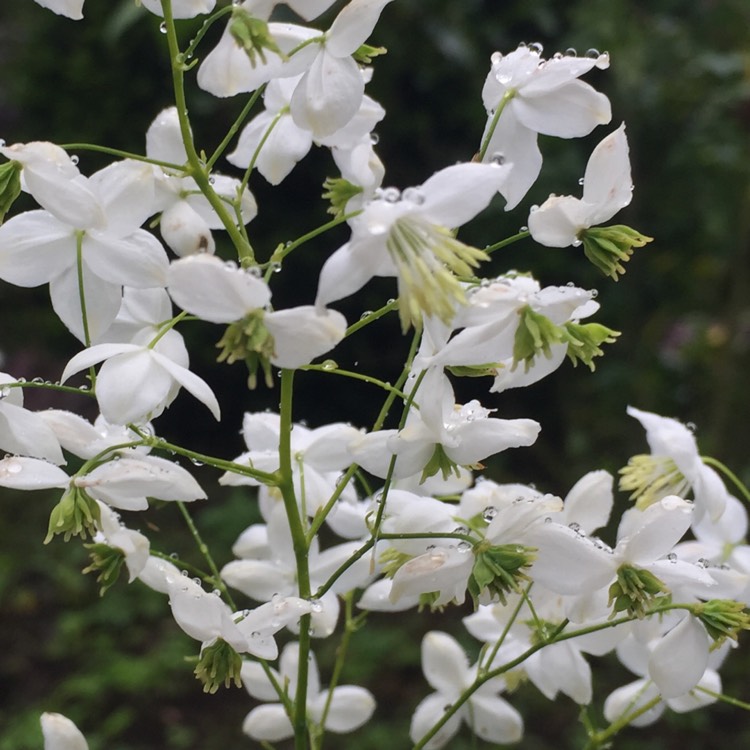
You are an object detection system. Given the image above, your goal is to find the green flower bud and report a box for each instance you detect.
[580,224,653,280]
[216,309,274,389]
[563,321,620,371]
[229,9,287,68]
[353,43,387,65]
[512,305,565,372]
[322,177,363,217]
[468,542,537,607]
[608,564,669,618]
[83,543,126,596]
[693,599,750,649]
[45,487,101,544]
[0,160,22,224]
[194,638,243,694]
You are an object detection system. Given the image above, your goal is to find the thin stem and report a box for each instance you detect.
[176,501,236,609]
[6,380,97,398]
[160,0,255,263]
[272,211,362,265]
[477,89,515,161]
[301,364,409,402]
[183,4,234,60]
[344,299,398,337]
[147,310,188,349]
[582,693,662,750]
[696,685,750,711]
[61,143,184,171]
[484,230,530,254]
[206,86,265,171]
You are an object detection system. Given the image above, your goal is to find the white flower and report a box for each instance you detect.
[40,713,88,750]
[316,162,510,329]
[0,153,167,342]
[0,456,69,490]
[481,44,611,209]
[94,501,150,580]
[140,0,216,19]
[60,328,220,425]
[220,412,360,516]
[622,407,729,522]
[528,124,632,247]
[410,631,523,749]
[351,368,540,479]
[241,642,375,741]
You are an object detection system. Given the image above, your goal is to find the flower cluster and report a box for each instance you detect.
[4,2,748,749]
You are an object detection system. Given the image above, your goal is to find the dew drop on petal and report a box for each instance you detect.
[370,132,380,145]
[490,152,506,166]
[585,48,600,59]
[564,47,577,57]
[528,41,543,55]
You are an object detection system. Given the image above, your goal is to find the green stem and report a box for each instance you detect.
[183,4,234,60]
[61,143,184,171]
[301,364,409,402]
[147,310,188,349]
[206,86,265,171]
[74,230,98,387]
[701,455,750,504]
[277,369,313,750]
[176,501,236,609]
[484,230,530,254]
[132,426,279,485]
[477,89,515,161]
[272,211,362,265]
[160,0,255,264]
[7,380,97,398]
[582,693,662,750]
[695,685,750,711]
[344,299,398,337]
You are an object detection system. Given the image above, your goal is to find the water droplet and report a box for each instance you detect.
[571,238,582,247]
[552,52,563,60]
[529,204,539,213]
[482,506,497,522]
[211,588,222,596]
[585,48,600,59]
[490,51,503,65]
[568,521,581,533]
[159,21,168,33]
[696,558,709,569]
[370,132,380,145]
[208,175,216,185]
[320,359,338,371]
[490,152,506,166]
[360,310,373,320]
[169,552,179,560]
[0,139,5,148]
[517,41,527,50]
[270,261,282,273]
[192,577,202,586]
[402,187,425,205]
[190,457,204,466]
[666,552,677,562]
[180,569,189,577]
[544,516,552,524]
[519,225,528,232]
[5,460,23,474]
[457,541,472,553]
[248,265,262,278]
[31,376,44,384]
[70,154,79,165]
[564,47,577,57]
[578,177,585,186]
[528,42,543,55]
[309,598,323,613]
[250,630,261,638]
[686,422,697,433]
[589,289,599,298]
[382,187,401,203]
[453,526,468,535]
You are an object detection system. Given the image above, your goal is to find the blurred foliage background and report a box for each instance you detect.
[1,0,749,748]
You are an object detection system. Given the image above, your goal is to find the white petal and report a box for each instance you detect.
[648,616,709,699]
[265,306,346,368]
[326,0,394,58]
[290,51,364,138]
[513,80,611,137]
[146,107,188,165]
[603,679,664,727]
[40,713,88,750]
[421,631,469,695]
[527,195,589,247]
[222,559,294,601]
[76,455,206,505]
[563,470,614,534]
[311,686,375,732]
[315,239,385,308]
[167,254,270,322]
[242,705,293,742]
[419,162,509,228]
[0,456,68,489]
[667,669,721,713]
[620,496,693,565]
[0,402,65,464]
[468,693,524,744]
[409,693,462,750]
[159,201,215,257]
[33,0,84,19]
[447,418,540,465]
[582,124,632,224]
[152,351,221,420]
[0,211,74,286]
[84,229,168,288]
